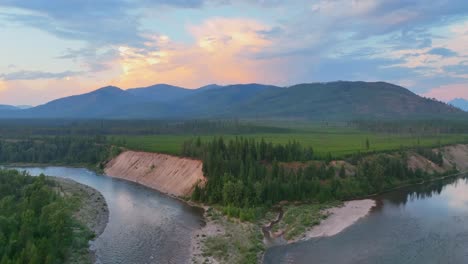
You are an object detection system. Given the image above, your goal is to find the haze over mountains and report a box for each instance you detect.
[0,81,464,120]
[0,105,32,111]
[449,98,468,112]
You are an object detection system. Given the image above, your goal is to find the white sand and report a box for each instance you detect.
[300,199,376,240]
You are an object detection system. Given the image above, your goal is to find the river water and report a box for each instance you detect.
[9,166,204,264]
[264,175,468,264]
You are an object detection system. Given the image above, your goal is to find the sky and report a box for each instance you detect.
[0,0,467,106]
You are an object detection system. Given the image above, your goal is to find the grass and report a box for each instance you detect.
[272,202,341,241]
[109,126,468,158]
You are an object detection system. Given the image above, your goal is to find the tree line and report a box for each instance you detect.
[0,119,289,137]
[0,136,119,167]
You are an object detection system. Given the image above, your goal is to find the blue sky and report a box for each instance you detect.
[0,0,467,105]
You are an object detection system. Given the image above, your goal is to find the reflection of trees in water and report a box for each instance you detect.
[379,176,468,206]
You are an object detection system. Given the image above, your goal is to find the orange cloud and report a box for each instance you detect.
[0,77,111,105]
[422,83,468,102]
[0,80,6,92]
[111,18,285,89]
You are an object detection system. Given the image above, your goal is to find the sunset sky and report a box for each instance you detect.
[0,0,467,105]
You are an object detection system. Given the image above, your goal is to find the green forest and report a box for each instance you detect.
[0,169,92,264]
[183,137,456,220]
[0,136,119,168]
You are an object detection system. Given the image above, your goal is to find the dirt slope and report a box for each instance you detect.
[105,151,205,197]
[440,144,468,172]
[407,153,446,174]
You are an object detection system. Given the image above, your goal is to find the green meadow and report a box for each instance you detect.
[109,126,468,158]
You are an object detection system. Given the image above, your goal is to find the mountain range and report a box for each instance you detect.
[0,81,464,120]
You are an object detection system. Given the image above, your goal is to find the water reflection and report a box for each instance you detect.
[265,175,468,264]
[8,166,204,264]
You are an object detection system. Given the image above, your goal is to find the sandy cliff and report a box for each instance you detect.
[105,151,205,197]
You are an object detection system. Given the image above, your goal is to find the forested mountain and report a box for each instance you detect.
[0,81,464,120]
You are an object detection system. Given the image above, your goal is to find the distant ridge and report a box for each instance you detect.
[449,98,468,111]
[0,81,464,120]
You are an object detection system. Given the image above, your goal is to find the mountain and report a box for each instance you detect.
[0,105,32,111]
[127,84,194,102]
[15,105,33,109]
[449,98,468,111]
[0,81,464,120]
[0,105,19,111]
[18,86,144,118]
[229,82,462,120]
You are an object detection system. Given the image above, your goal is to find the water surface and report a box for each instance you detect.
[265,176,468,264]
[9,166,204,264]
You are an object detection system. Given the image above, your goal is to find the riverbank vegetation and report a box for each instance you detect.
[196,208,264,264]
[0,169,97,264]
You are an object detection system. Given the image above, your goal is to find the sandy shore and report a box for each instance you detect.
[297,199,375,241]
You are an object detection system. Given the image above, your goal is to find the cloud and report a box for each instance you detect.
[56,47,119,72]
[0,0,206,46]
[422,83,468,101]
[1,0,468,105]
[428,47,458,57]
[111,18,290,88]
[0,70,83,81]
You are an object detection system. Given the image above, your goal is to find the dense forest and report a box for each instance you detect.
[0,136,118,167]
[183,137,454,220]
[0,169,91,264]
[0,119,289,136]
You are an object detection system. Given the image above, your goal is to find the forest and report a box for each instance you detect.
[183,137,455,220]
[0,119,289,136]
[0,169,92,264]
[0,136,119,168]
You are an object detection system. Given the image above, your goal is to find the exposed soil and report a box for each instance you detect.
[105,151,206,197]
[440,144,468,172]
[407,153,446,174]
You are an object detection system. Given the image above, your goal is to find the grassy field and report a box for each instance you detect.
[109,125,468,158]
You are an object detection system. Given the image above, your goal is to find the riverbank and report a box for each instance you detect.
[295,199,375,241]
[52,177,109,264]
[105,150,205,197]
[190,206,264,264]
[190,199,376,264]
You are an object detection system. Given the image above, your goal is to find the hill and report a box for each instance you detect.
[0,81,464,120]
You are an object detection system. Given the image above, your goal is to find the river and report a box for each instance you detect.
[9,166,468,264]
[8,166,204,264]
[264,175,468,264]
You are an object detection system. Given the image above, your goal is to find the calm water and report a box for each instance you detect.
[8,166,204,264]
[265,176,468,264]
